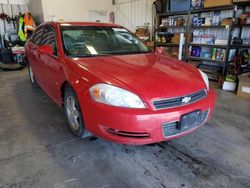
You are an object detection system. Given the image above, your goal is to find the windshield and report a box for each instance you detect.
[61,26,150,57]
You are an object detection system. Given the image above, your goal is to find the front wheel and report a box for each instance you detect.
[64,87,91,138]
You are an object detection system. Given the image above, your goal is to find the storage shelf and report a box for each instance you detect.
[159,25,186,29]
[155,42,179,47]
[190,5,234,14]
[159,5,234,17]
[155,2,249,78]
[158,11,188,17]
[234,24,250,28]
[192,25,229,29]
[234,1,250,6]
[189,43,227,48]
[231,44,250,48]
[187,56,225,63]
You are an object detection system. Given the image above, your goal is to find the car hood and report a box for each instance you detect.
[70,53,206,101]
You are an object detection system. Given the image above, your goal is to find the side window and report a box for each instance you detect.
[32,27,44,45]
[40,26,58,56]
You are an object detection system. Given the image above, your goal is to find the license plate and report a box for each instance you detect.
[178,110,202,131]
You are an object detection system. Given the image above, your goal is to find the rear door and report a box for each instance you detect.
[26,26,44,84]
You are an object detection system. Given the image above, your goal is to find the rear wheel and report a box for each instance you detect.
[64,86,91,138]
[28,65,39,88]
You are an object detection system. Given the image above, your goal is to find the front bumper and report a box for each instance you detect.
[81,87,216,145]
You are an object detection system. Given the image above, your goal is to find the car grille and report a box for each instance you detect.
[162,109,209,137]
[153,89,207,110]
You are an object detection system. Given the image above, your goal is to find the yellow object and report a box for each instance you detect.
[161,37,166,43]
[18,17,26,42]
[171,34,180,44]
[221,18,232,26]
[156,37,161,43]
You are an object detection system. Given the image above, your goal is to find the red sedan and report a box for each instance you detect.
[25,22,216,145]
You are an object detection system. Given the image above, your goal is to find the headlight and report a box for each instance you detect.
[89,83,146,109]
[199,70,209,90]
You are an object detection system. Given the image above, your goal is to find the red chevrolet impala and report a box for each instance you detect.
[25,22,216,145]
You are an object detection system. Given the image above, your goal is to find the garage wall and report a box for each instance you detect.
[29,0,44,24]
[114,0,155,32]
[0,0,28,4]
[0,0,29,37]
[29,0,156,34]
[29,0,114,23]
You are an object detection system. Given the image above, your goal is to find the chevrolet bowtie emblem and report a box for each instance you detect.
[182,97,191,104]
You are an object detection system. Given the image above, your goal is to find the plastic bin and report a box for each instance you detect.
[170,0,191,12]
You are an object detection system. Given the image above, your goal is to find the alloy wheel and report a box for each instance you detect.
[66,96,80,131]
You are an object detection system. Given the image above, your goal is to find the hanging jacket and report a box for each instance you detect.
[24,12,36,36]
[18,16,26,42]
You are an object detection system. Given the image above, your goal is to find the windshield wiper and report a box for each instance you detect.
[68,54,94,58]
[68,54,112,58]
[68,51,151,58]
[109,51,151,55]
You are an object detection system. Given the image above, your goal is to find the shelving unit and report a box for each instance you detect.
[155,42,179,47]
[191,25,229,29]
[154,2,250,80]
[189,43,227,48]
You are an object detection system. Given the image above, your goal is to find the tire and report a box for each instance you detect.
[64,86,91,138]
[28,65,39,88]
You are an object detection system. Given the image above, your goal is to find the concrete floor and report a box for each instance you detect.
[0,69,250,188]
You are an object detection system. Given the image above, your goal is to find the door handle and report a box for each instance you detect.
[35,51,41,60]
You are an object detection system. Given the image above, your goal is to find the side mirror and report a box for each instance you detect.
[39,45,54,56]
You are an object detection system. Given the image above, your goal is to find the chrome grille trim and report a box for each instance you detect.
[153,89,207,110]
[162,109,209,137]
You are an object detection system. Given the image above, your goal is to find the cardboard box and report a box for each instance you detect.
[146,41,154,50]
[221,18,232,26]
[237,73,250,99]
[223,81,237,91]
[204,0,232,8]
[171,33,180,44]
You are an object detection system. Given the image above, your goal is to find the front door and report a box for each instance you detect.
[39,26,62,101]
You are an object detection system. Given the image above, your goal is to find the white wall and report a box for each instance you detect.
[114,0,155,33]
[29,0,155,33]
[29,0,44,24]
[40,0,114,22]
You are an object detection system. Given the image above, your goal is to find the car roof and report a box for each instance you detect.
[40,21,122,28]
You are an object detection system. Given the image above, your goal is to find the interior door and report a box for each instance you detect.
[39,25,61,101]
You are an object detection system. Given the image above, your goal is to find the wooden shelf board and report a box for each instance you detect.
[190,43,227,48]
[190,5,234,14]
[231,44,250,48]
[155,43,179,47]
[187,56,225,63]
[234,24,250,27]
[158,5,234,17]
[191,25,228,29]
[159,26,186,29]
[234,2,250,6]
[158,11,188,17]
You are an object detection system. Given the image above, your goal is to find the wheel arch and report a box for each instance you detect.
[60,80,87,107]
[60,81,72,107]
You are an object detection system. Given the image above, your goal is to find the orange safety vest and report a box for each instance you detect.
[24,12,36,36]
